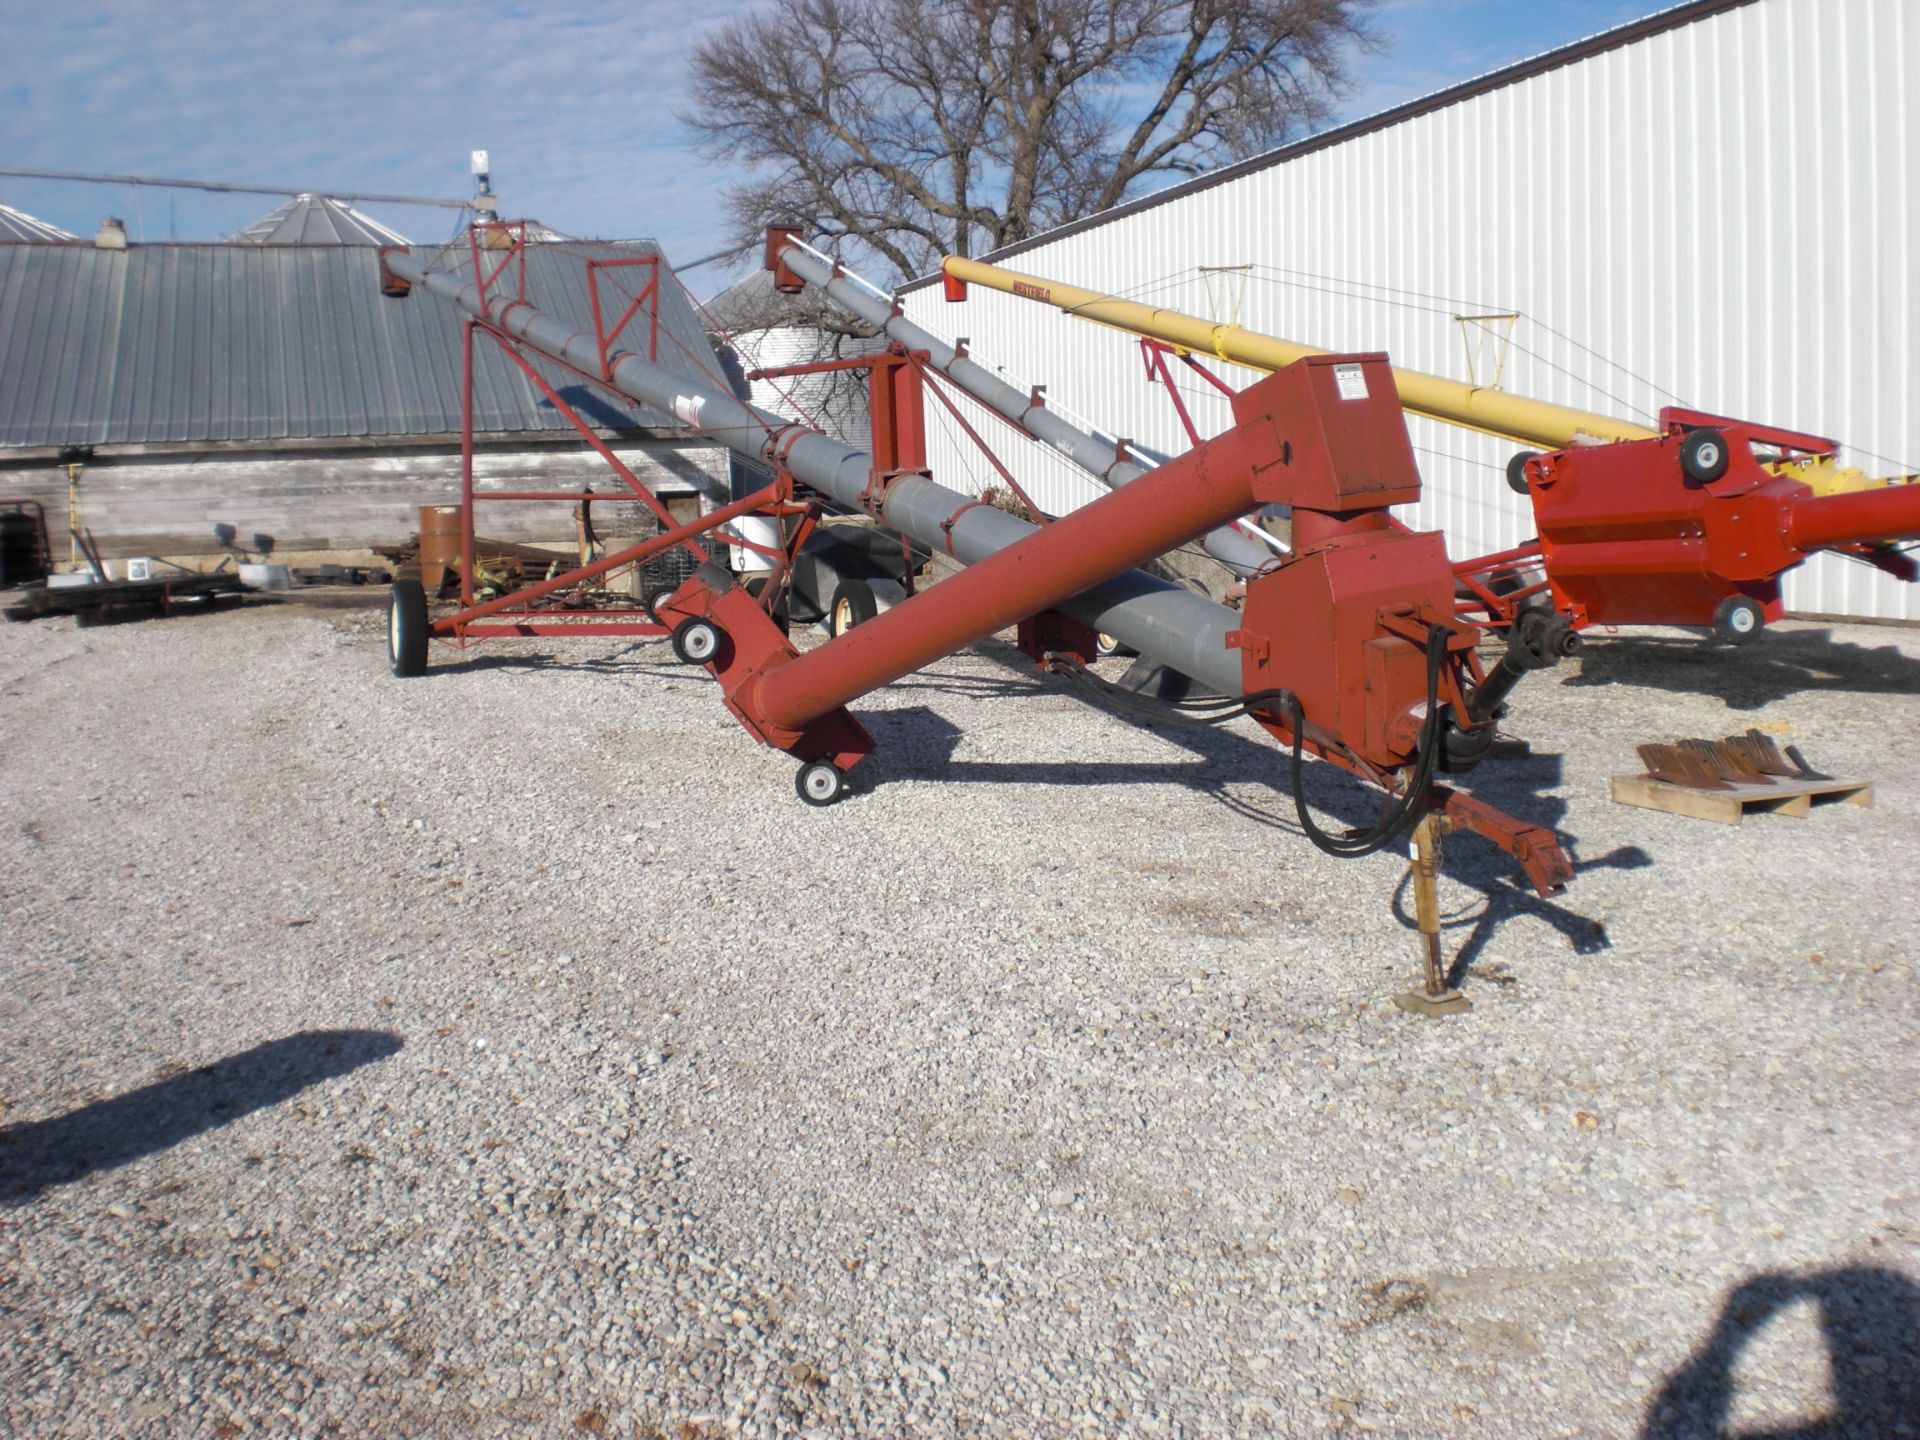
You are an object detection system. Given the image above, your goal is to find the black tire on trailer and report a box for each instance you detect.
[1712,595,1764,645]
[671,616,722,665]
[1506,451,1543,496]
[828,577,878,638]
[795,760,846,807]
[387,578,429,677]
[1679,428,1731,483]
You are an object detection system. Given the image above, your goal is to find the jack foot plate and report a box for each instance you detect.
[1392,987,1472,1018]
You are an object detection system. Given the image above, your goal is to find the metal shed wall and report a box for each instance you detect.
[899,0,1918,621]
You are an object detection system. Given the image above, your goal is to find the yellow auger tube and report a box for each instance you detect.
[941,255,1658,453]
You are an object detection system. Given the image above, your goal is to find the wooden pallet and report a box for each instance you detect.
[1610,772,1874,825]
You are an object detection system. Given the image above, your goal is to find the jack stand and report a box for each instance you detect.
[1393,810,1471,1017]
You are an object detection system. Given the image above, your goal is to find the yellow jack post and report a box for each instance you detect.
[1393,811,1471,1018]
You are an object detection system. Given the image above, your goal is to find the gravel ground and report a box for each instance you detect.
[1,597,1915,1439]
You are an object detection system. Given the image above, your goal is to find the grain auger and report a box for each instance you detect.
[380,227,1582,1014]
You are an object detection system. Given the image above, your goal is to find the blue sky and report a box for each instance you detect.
[1,0,1652,294]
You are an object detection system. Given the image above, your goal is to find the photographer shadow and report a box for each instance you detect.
[1642,1266,1920,1438]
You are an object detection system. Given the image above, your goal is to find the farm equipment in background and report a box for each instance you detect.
[940,256,1920,644]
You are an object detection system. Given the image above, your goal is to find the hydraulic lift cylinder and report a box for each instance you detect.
[941,255,1659,452]
[775,239,1276,576]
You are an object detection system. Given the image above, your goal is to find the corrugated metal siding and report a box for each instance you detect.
[726,325,880,450]
[899,0,1918,620]
[0,240,723,447]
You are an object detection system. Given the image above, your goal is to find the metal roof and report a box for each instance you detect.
[0,238,725,448]
[233,193,411,246]
[0,202,77,244]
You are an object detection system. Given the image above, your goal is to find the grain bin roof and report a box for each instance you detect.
[233,194,411,246]
[0,238,723,449]
[0,202,77,244]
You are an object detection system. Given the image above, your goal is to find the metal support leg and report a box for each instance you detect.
[1393,812,1471,1017]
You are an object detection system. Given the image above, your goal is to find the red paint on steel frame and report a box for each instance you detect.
[653,568,875,770]
[1783,484,1920,552]
[1526,423,1920,629]
[734,370,1298,732]
[1214,358,1472,773]
[586,255,660,376]
[724,357,1440,762]
[430,476,794,637]
[749,347,929,498]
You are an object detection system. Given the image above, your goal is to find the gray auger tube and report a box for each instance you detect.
[382,246,1247,696]
[774,240,1275,579]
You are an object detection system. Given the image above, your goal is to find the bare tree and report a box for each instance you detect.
[684,0,1374,281]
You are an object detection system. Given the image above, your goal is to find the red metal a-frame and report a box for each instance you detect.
[392,223,815,649]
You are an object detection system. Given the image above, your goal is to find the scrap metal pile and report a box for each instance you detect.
[374,225,1920,1011]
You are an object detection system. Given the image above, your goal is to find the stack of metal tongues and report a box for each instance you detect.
[1635,729,1826,789]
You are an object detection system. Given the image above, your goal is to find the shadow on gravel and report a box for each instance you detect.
[1642,1266,1920,1439]
[0,1029,403,1205]
[1387,842,1652,985]
[882,638,1583,842]
[862,637,1630,971]
[1566,628,1920,710]
[425,644,663,675]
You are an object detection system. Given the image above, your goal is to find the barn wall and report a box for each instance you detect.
[900,0,1918,620]
[0,438,728,557]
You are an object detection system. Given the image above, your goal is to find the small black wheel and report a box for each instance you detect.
[1506,451,1543,495]
[671,617,721,665]
[387,578,429,677]
[795,760,846,807]
[1712,595,1764,644]
[829,578,878,638]
[1679,428,1730,482]
[644,589,672,625]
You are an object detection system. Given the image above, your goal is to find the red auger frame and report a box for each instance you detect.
[654,351,1573,894]
[382,230,1579,1010]
[1134,338,1920,644]
[1506,409,1920,638]
[378,225,808,649]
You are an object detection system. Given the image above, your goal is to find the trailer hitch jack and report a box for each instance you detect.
[1393,811,1471,1017]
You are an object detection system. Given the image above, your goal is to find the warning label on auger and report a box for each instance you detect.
[1333,364,1369,401]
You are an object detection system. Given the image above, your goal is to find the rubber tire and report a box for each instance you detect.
[671,617,721,665]
[829,578,878,639]
[795,760,846,807]
[1506,451,1543,496]
[1680,428,1730,483]
[387,578,429,677]
[1712,595,1764,645]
